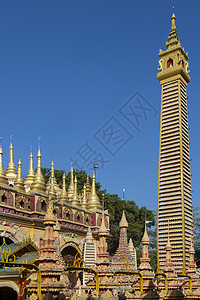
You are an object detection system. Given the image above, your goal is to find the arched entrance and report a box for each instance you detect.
[0,281,19,300]
[0,287,18,300]
[61,245,81,288]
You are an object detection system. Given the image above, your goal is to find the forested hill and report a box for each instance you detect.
[41,168,156,257]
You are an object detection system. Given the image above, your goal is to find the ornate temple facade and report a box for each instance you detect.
[0,143,110,293]
[157,13,193,273]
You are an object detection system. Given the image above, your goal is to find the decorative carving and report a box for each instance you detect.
[37,197,47,212]
[75,211,83,223]
[84,214,92,226]
[64,207,73,221]
[0,190,12,206]
[15,194,31,211]
[158,59,163,71]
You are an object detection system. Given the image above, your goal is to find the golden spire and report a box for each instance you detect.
[88,171,101,210]
[6,142,17,180]
[85,173,91,197]
[15,158,25,192]
[24,149,35,186]
[166,13,179,49]
[67,164,74,198]
[60,172,68,203]
[31,145,46,194]
[188,239,196,273]
[81,184,88,209]
[71,175,80,206]
[119,210,128,228]
[48,163,57,199]
[141,221,150,244]
[0,144,8,186]
[139,221,152,271]
[47,161,59,190]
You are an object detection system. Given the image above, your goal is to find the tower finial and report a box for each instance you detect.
[67,164,74,198]
[87,171,101,210]
[171,11,176,30]
[15,158,25,192]
[6,136,17,182]
[24,147,35,188]
[31,141,46,193]
[60,172,68,204]
[71,175,80,206]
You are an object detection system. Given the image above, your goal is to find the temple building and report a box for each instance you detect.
[0,142,110,292]
[157,13,193,272]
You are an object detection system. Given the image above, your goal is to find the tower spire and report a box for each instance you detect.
[87,171,101,210]
[47,161,59,191]
[6,140,17,183]
[24,148,35,188]
[48,162,57,199]
[15,158,25,192]
[166,13,179,49]
[67,164,74,198]
[81,184,88,209]
[31,144,46,194]
[139,221,152,272]
[71,175,79,206]
[60,172,68,203]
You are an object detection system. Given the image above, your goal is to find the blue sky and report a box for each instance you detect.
[0,0,199,211]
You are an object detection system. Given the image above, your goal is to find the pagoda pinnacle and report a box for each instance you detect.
[119,210,128,228]
[6,142,17,180]
[15,158,25,192]
[47,161,59,190]
[166,13,179,49]
[67,164,74,198]
[48,162,57,199]
[60,172,68,203]
[171,13,176,30]
[87,171,101,210]
[71,175,80,206]
[24,150,35,187]
[85,173,91,197]
[141,221,150,244]
[188,239,196,271]
[0,145,8,186]
[139,221,152,272]
[81,184,88,209]
[31,146,46,194]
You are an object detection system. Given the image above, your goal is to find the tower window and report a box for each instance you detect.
[41,200,46,212]
[2,194,7,204]
[167,59,173,68]
[182,60,184,68]
[20,200,24,209]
